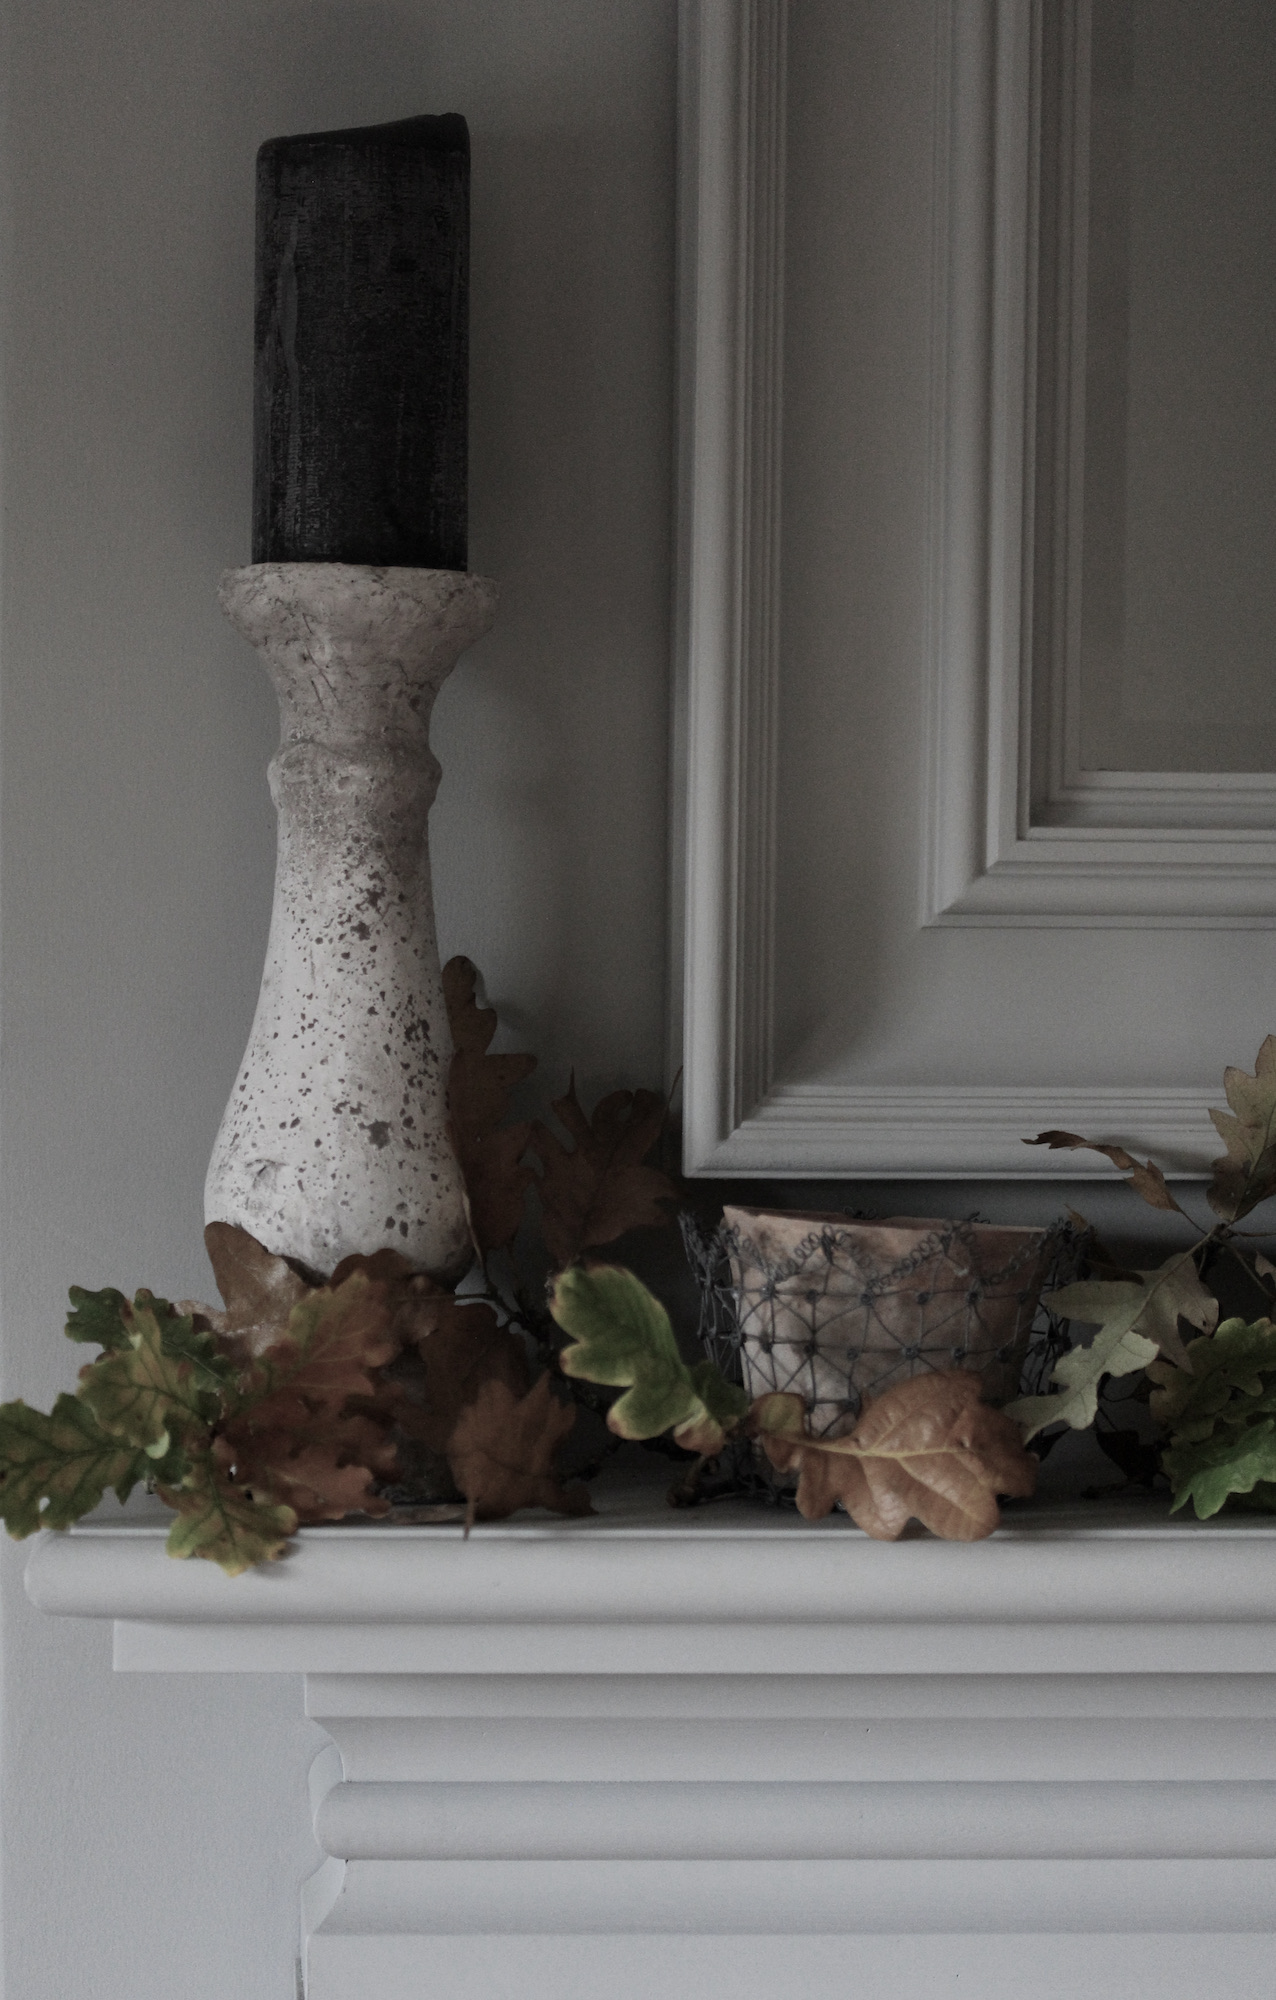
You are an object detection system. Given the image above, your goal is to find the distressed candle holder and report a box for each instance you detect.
[205,562,496,1280]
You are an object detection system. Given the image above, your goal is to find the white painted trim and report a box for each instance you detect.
[686,1082,1220,1179]
[33,1505,1276,1985]
[675,0,786,1156]
[673,0,1269,1176]
[922,0,1276,926]
[28,1491,1276,1654]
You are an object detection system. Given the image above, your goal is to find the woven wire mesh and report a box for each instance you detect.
[680,1209,1088,1504]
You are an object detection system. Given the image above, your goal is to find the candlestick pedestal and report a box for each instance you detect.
[205,562,496,1279]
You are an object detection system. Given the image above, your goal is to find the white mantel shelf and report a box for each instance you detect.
[26,1470,1276,1999]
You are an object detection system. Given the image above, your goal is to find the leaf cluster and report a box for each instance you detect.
[551,1264,1036,1540]
[1005,1252,1215,1441]
[1,957,682,1570]
[443,956,679,1267]
[1010,1039,1276,1472]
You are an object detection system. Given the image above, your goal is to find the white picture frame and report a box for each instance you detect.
[672,0,1267,1178]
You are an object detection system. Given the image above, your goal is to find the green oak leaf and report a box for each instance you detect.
[158,1310,239,1398]
[1148,1318,1276,1442]
[78,1291,225,1455]
[1008,1280,1168,1440]
[160,1449,297,1575]
[0,1394,149,1537]
[1005,1253,1216,1441]
[553,1264,749,1453]
[1163,1420,1276,1520]
[1149,1318,1276,1518]
[1208,1036,1276,1221]
[64,1286,132,1351]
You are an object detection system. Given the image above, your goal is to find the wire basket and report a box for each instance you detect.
[680,1206,1084,1504]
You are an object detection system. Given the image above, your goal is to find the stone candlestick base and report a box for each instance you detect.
[205,563,496,1280]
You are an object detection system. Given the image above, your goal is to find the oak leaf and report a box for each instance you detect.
[1149,1317,1276,1518]
[197,1222,312,1361]
[1148,1316,1276,1438]
[217,1425,392,1524]
[220,1269,400,1523]
[1162,1423,1276,1520]
[0,1394,154,1537]
[532,1080,678,1268]
[390,1290,530,1459]
[1207,1036,1276,1220]
[443,956,537,1256]
[159,1448,297,1575]
[1025,1133,1186,1216]
[64,1286,133,1352]
[445,1374,593,1527]
[230,1270,397,1429]
[553,1263,749,1454]
[78,1293,232,1457]
[1004,1252,1216,1441]
[754,1373,1037,1541]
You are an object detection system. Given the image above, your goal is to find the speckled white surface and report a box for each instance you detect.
[204,563,497,1279]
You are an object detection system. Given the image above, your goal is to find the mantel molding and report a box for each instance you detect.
[26,1481,1276,1676]
[28,1479,1276,1994]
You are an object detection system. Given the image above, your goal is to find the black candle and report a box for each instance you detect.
[252,114,468,569]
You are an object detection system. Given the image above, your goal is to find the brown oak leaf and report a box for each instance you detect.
[210,1427,393,1525]
[443,956,537,1256]
[1025,1133,1186,1217]
[329,1247,422,1289]
[531,1079,678,1268]
[233,1270,397,1426]
[192,1222,313,1361]
[221,1269,400,1522]
[446,1373,593,1527]
[754,1372,1037,1541]
[1207,1036,1276,1221]
[393,1291,530,1452]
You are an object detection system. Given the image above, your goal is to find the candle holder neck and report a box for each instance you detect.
[206,562,497,1280]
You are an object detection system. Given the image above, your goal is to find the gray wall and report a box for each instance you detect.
[0,2,675,1993]
[0,2,1205,1995]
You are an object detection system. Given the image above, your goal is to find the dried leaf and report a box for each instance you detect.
[220,1269,400,1524]
[1255,1253,1276,1287]
[553,1263,749,1454]
[216,1426,392,1525]
[78,1293,232,1456]
[754,1373,1037,1541]
[159,1449,297,1574]
[199,1222,312,1360]
[443,956,537,1256]
[390,1290,530,1458]
[1004,1252,1216,1441]
[0,1394,152,1537]
[328,1247,420,1290]
[446,1374,593,1526]
[1025,1132,1186,1216]
[532,1080,678,1267]
[232,1270,397,1428]
[1208,1037,1276,1220]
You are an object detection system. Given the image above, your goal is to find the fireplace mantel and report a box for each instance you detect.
[26,1472,1276,1998]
